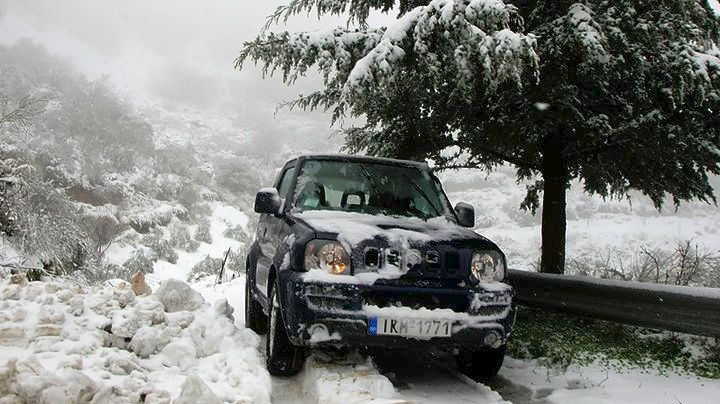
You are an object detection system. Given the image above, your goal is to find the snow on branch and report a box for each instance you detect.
[239,0,539,117]
[237,28,384,84]
[342,0,538,101]
[549,3,609,64]
[264,0,398,29]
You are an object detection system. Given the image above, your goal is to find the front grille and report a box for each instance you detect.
[307,296,358,311]
[355,245,468,279]
[362,290,468,312]
[474,305,509,317]
[445,251,460,273]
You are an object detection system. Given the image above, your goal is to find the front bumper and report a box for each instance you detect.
[276,270,516,349]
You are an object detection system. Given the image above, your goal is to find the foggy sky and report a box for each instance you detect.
[0,0,365,109]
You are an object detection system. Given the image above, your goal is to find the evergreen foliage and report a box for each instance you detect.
[194,220,213,244]
[187,255,224,282]
[170,223,200,253]
[122,249,156,276]
[143,232,179,264]
[238,0,720,273]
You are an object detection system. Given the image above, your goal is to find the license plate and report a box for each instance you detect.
[368,317,452,338]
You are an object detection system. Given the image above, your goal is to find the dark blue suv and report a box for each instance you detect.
[245,155,515,379]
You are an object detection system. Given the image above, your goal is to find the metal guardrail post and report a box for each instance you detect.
[508,269,720,337]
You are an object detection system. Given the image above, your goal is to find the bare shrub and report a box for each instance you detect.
[568,239,720,287]
[84,214,127,261]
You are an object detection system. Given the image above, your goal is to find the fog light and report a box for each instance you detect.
[484,331,503,348]
[308,323,329,336]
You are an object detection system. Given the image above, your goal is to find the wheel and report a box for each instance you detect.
[456,346,506,383]
[266,280,305,376]
[245,271,267,334]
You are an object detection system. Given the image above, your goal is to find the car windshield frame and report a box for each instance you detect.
[289,157,459,222]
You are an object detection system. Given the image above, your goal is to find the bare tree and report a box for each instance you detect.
[84,214,128,261]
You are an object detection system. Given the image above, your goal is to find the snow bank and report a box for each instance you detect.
[297,355,399,404]
[0,276,270,403]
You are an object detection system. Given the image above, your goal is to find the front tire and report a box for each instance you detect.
[266,281,305,376]
[456,346,506,383]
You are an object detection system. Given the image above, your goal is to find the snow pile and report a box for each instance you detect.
[297,356,398,404]
[0,276,270,403]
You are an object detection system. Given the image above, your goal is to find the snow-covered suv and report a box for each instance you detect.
[245,155,515,379]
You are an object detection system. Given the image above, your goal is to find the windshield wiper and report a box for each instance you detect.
[400,172,443,218]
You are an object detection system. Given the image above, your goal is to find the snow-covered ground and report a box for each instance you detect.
[3,269,719,403]
[3,201,720,403]
[499,357,720,404]
[441,168,720,272]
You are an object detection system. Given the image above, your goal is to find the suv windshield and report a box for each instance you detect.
[293,159,451,220]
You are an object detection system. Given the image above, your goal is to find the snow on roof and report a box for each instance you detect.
[293,154,428,169]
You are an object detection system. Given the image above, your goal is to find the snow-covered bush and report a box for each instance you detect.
[177,185,201,215]
[156,173,184,201]
[225,250,246,279]
[122,250,156,276]
[119,195,182,233]
[170,223,199,252]
[213,157,259,195]
[142,233,178,264]
[0,159,88,272]
[79,261,129,285]
[222,224,251,244]
[83,213,127,261]
[186,255,223,282]
[194,220,212,244]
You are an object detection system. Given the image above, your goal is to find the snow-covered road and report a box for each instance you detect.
[267,350,510,404]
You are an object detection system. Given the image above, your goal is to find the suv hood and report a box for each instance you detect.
[292,210,495,249]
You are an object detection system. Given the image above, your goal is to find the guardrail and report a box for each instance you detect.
[508,269,720,338]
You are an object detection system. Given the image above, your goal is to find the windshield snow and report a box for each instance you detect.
[293,159,451,220]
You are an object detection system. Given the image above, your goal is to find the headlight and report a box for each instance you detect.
[304,240,350,275]
[470,251,505,282]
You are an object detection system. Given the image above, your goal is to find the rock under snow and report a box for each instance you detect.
[159,338,197,370]
[39,369,98,403]
[154,278,205,312]
[175,373,223,404]
[130,271,152,296]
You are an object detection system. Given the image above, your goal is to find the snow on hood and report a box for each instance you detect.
[293,210,483,248]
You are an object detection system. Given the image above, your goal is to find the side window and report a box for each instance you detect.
[276,167,294,199]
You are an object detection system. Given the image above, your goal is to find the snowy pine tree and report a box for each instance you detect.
[238,0,720,274]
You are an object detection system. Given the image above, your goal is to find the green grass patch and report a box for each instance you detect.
[508,307,720,379]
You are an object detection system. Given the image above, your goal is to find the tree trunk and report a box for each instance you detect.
[540,140,568,274]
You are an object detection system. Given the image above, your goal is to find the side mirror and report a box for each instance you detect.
[254,188,282,215]
[454,202,475,228]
